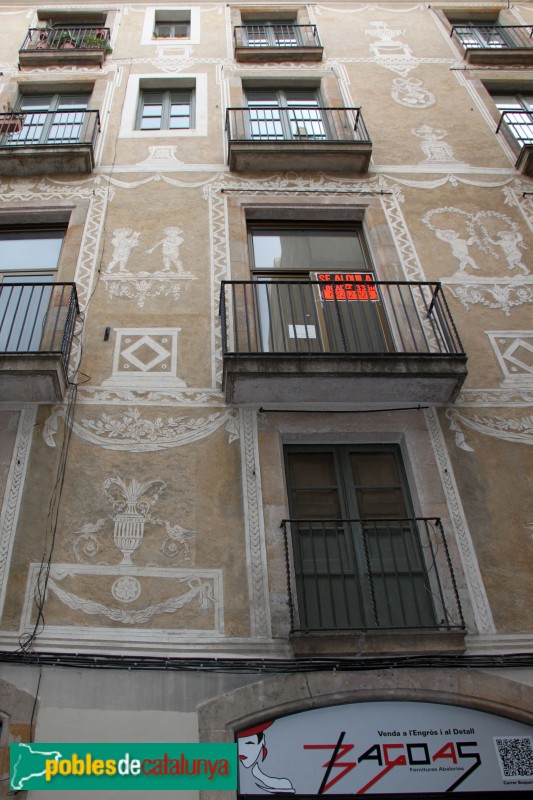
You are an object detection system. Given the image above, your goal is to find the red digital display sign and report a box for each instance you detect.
[317,273,379,302]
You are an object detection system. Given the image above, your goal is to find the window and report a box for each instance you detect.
[284,445,436,631]
[119,75,206,138]
[248,224,392,353]
[141,8,199,46]
[2,94,90,146]
[241,19,298,47]
[0,225,65,352]
[137,89,193,130]
[154,18,190,38]
[494,93,533,146]
[246,89,325,140]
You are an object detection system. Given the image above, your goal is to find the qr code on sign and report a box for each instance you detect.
[494,737,533,778]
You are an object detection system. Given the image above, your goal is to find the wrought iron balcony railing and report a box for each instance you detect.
[234,24,321,49]
[451,24,533,50]
[20,26,111,53]
[0,282,79,369]
[226,106,370,144]
[220,279,464,357]
[0,109,100,149]
[281,517,465,633]
[497,109,533,147]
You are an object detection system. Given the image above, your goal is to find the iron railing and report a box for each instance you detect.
[497,109,533,147]
[281,517,465,632]
[20,26,111,53]
[0,109,100,149]
[451,24,533,50]
[234,24,321,49]
[220,279,464,356]
[0,282,79,369]
[226,106,370,144]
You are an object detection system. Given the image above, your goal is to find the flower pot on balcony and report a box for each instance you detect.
[59,38,76,49]
[0,115,23,134]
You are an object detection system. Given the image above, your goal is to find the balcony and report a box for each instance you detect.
[0,282,78,402]
[234,24,323,62]
[226,106,372,173]
[0,110,100,176]
[282,517,465,655]
[220,278,467,405]
[19,26,111,67]
[450,24,533,65]
[497,109,533,176]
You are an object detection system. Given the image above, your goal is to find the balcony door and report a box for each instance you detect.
[0,227,64,352]
[246,89,326,141]
[494,94,533,146]
[249,226,391,353]
[285,445,436,631]
[7,93,90,146]
[243,20,299,48]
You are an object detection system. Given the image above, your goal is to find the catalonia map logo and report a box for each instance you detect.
[10,742,237,791]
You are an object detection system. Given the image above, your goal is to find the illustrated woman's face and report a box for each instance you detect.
[238,735,263,768]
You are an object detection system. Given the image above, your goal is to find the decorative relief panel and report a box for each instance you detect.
[412,126,460,164]
[23,564,222,633]
[43,406,239,452]
[486,332,533,387]
[103,329,186,389]
[102,226,197,308]
[71,473,195,567]
[365,19,418,75]
[392,78,435,108]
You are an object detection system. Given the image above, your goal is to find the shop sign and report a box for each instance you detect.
[237,701,533,794]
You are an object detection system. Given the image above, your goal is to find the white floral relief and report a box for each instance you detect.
[33,565,220,628]
[391,78,435,108]
[447,408,533,452]
[42,406,239,452]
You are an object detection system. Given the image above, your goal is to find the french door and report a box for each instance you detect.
[246,90,326,141]
[7,94,90,145]
[284,445,436,631]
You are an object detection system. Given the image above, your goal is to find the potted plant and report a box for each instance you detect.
[0,103,23,135]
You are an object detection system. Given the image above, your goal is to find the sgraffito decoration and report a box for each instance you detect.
[102,226,197,308]
[42,406,239,452]
[412,126,459,164]
[392,77,435,108]
[20,474,224,631]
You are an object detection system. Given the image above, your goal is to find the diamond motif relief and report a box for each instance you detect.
[121,336,172,373]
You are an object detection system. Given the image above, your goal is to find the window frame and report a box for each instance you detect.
[141,7,200,46]
[119,74,207,139]
[283,443,437,631]
[135,88,195,132]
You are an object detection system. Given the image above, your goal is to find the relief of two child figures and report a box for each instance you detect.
[106,227,193,276]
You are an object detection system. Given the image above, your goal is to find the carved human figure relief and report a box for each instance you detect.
[391,78,435,109]
[106,228,140,273]
[146,227,193,276]
[422,207,529,280]
[487,229,529,276]
[412,126,458,163]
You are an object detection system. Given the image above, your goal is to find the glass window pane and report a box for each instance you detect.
[252,230,367,272]
[0,230,64,271]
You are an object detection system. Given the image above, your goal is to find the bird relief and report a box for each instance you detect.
[103,226,197,308]
[72,475,196,566]
[28,474,224,629]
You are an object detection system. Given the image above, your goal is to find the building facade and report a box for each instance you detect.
[0,0,532,797]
